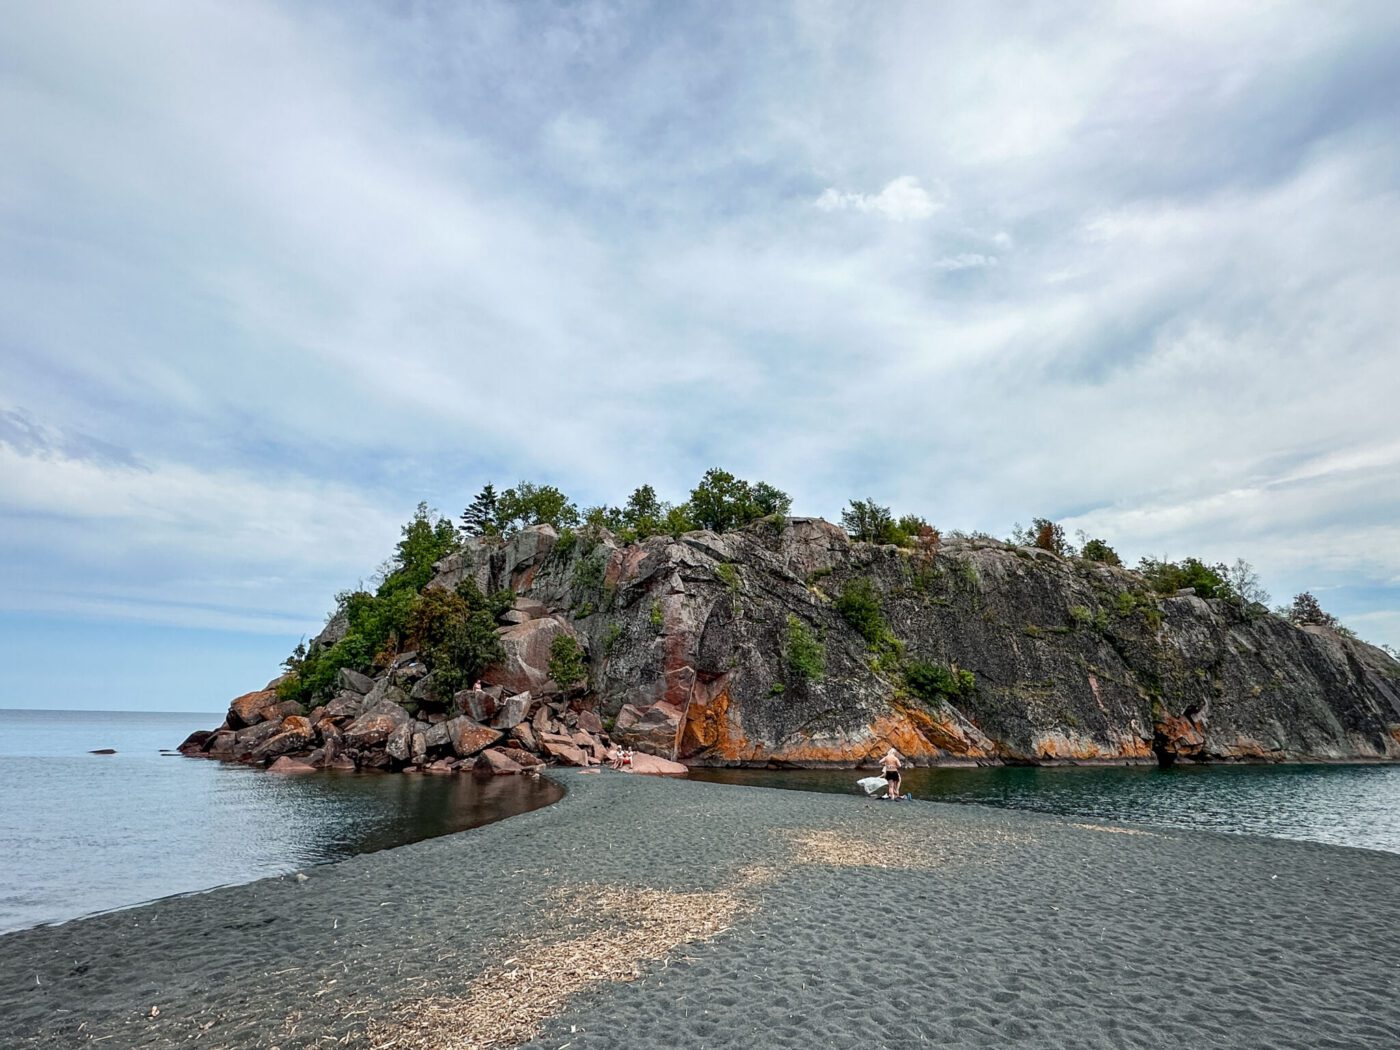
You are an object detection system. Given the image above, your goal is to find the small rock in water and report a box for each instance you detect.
[295,872,309,883]
[148,1006,160,1019]
[89,749,116,755]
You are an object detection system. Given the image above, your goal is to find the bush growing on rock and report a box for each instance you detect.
[1010,518,1074,557]
[688,468,790,533]
[547,634,588,693]
[414,584,508,694]
[1138,557,1230,600]
[904,661,975,706]
[1286,591,1338,629]
[841,499,929,546]
[784,614,825,684]
[1080,538,1121,566]
[836,578,887,647]
[496,481,580,533]
[278,504,461,705]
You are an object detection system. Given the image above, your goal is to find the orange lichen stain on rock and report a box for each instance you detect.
[228,688,279,727]
[1154,714,1207,757]
[897,704,989,758]
[679,685,732,758]
[678,695,994,766]
[1034,729,1154,761]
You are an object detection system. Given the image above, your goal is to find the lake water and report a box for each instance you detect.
[690,762,1400,855]
[0,709,562,935]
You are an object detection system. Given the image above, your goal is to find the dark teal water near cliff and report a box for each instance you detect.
[0,709,560,935]
[690,763,1400,854]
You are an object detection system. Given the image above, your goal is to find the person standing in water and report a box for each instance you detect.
[879,747,903,799]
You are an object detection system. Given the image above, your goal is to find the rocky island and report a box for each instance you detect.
[181,476,1400,774]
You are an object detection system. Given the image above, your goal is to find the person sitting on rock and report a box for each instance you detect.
[622,748,634,769]
[607,746,624,769]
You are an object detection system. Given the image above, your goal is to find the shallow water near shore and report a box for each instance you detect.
[0,709,561,935]
[690,761,1400,854]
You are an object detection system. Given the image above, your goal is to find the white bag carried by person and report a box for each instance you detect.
[857,775,887,795]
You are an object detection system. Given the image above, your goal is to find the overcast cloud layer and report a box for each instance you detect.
[3,1,1399,708]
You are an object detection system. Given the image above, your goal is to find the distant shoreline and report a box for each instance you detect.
[3,771,1399,1048]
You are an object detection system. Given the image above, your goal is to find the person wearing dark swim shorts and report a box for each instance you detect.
[879,747,902,799]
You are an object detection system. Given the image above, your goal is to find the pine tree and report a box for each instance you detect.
[460,483,501,537]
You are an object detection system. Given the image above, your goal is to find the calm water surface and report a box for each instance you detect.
[691,763,1400,854]
[0,709,561,935]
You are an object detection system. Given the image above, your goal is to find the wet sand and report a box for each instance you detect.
[2,771,1399,1048]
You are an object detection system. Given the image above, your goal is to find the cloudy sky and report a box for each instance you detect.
[3,0,1398,711]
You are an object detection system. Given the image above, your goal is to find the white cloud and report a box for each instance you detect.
[814,175,943,221]
[2,0,1399,660]
[934,253,997,271]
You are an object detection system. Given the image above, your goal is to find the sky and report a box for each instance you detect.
[2,0,1399,712]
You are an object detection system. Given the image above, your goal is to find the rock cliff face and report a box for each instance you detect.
[451,518,1400,767]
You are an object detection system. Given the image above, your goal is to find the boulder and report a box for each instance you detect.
[510,722,538,753]
[343,701,411,749]
[444,716,503,759]
[268,756,317,773]
[491,691,532,729]
[317,720,343,746]
[577,709,604,736]
[328,754,357,771]
[338,667,375,695]
[475,747,523,775]
[455,688,496,724]
[363,678,407,709]
[320,693,366,723]
[205,730,237,757]
[266,699,307,722]
[513,597,551,620]
[613,701,683,757]
[234,719,284,754]
[483,618,586,695]
[539,732,589,766]
[228,688,281,728]
[424,721,450,751]
[252,715,316,762]
[424,758,458,774]
[512,749,545,769]
[410,728,428,764]
[177,730,213,754]
[626,753,689,776]
[410,672,441,706]
[386,722,413,763]
[531,705,553,736]
[500,524,558,591]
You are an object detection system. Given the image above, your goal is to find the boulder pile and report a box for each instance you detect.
[180,665,635,776]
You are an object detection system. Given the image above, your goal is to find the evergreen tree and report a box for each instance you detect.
[460,483,501,537]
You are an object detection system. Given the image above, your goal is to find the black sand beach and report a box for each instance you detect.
[3,771,1399,1049]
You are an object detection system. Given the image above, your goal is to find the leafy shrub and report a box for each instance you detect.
[278,504,461,705]
[496,481,580,533]
[603,622,623,655]
[1286,591,1338,628]
[1138,557,1229,600]
[1080,539,1121,566]
[688,468,790,533]
[1068,604,1094,627]
[835,578,886,647]
[1010,518,1073,557]
[904,661,976,706]
[650,600,664,631]
[547,634,588,692]
[784,614,825,684]
[716,562,741,594]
